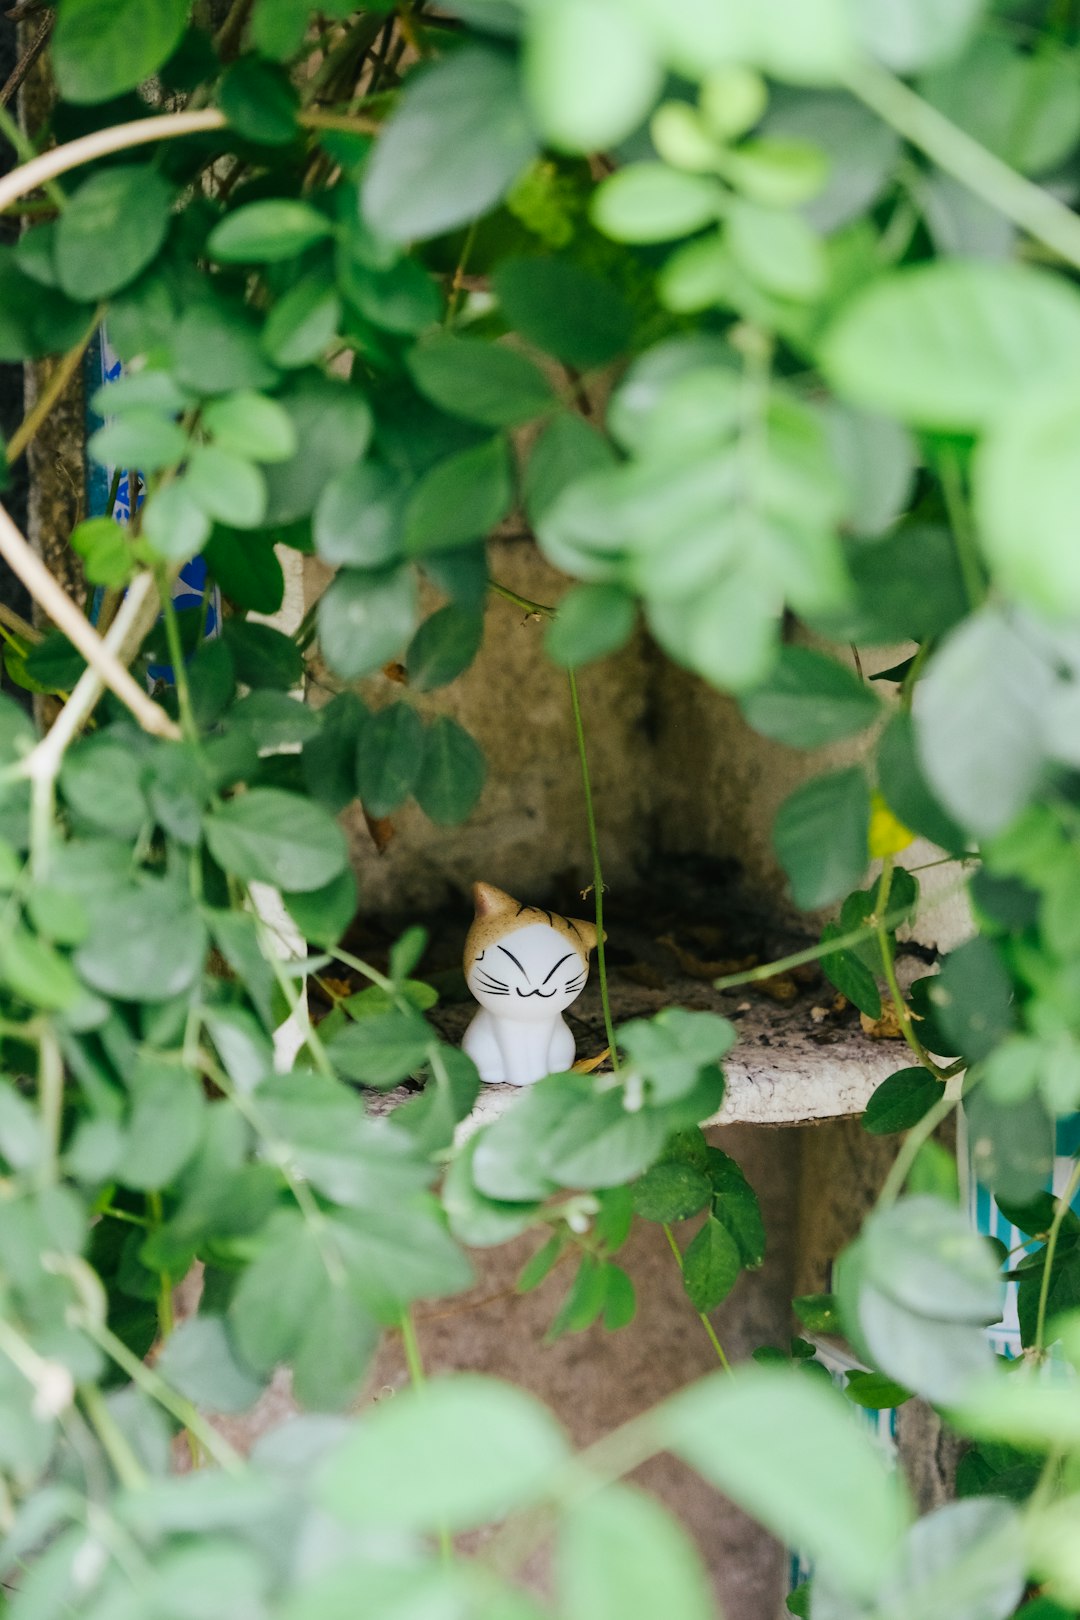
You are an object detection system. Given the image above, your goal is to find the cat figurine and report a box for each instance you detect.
[462,882,599,1086]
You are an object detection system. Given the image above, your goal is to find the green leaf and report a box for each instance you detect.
[844,1370,911,1410]
[204,530,285,615]
[355,703,425,818]
[301,691,366,814]
[121,1060,205,1191]
[773,768,870,910]
[877,713,968,856]
[156,1316,264,1415]
[915,608,1053,838]
[208,201,334,263]
[60,737,147,838]
[221,619,303,691]
[740,647,880,748]
[592,164,723,243]
[631,1162,712,1223]
[665,1366,909,1598]
[494,257,634,369]
[706,1149,765,1269]
[413,716,486,826]
[538,1090,669,1190]
[89,410,187,474]
[547,1253,608,1337]
[558,1483,714,1620]
[820,922,882,1018]
[525,412,615,531]
[964,1087,1054,1207]
[863,1068,946,1135]
[406,604,484,691]
[854,0,983,71]
[362,46,538,242]
[53,0,188,102]
[793,1292,841,1334]
[317,565,418,680]
[69,517,132,590]
[820,261,1080,430]
[283,867,358,948]
[517,1233,565,1294]
[341,255,443,335]
[0,926,79,1011]
[262,276,341,368]
[318,1375,568,1530]
[174,300,280,397]
[727,198,826,301]
[326,1009,432,1088]
[261,374,373,524]
[929,938,1015,1065]
[524,0,660,153]
[186,445,267,530]
[204,788,348,892]
[619,1008,735,1104]
[976,382,1080,619]
[408,335,555,429]
[405,438,514,555]
[55,165,173,299]
[202,392,297,463]
[76,878,207,1002]
[314,461,406,569]
[682,1215,741,1312]
[545,584,636,670]
[0,249,87,362]
[219,56,298,146]
[143,481,212,565]
[602,1264,637,1331]
[442,1136,541,1249]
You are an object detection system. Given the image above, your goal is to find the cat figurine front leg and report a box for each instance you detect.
[462,882,599,1086]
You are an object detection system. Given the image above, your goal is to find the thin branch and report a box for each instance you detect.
[0,105,376,214]
[844,59,1080,272]
[20,571,165,782]
[0,504,178,741]
[6,310,99,465]
[0,8,52,109]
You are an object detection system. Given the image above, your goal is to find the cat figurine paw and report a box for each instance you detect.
[462,882,599,1086]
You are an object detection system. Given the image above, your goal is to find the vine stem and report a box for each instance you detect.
[843,59,1080,272]
[937,447,985,612]
[713,904,917,990]
[78,1315,243,1473]
[567,669,619,1072]
[876,1092,957,1209]
[80,1384,147,1492]
[399,1310,453,1562]
[662,1223,733,1373]
[6,310,100,465]
[0,106,375,216]
[0,505,177,741]
[156,567,197,742]
[1034,1156,1080,1355]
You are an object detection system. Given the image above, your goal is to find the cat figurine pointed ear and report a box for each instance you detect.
[462,882,600,1086]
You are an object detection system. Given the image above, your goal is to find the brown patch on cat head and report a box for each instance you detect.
[464,882,600,967]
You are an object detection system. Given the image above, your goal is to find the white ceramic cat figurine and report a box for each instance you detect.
[462,882,599,1086]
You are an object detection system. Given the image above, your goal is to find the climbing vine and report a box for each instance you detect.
[0,1,1079,1617]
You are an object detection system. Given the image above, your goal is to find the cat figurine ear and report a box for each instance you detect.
[463,883,600,1087]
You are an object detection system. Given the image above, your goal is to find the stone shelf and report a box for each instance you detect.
[365,951,919,1134]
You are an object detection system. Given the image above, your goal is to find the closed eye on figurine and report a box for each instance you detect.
[461,881,602,1087]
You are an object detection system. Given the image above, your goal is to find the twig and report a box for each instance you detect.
[0,106,377,216]
[0,508,177,742]
[0,8,52,109]
[20,570,164,780]
[6,310,99,465]
[844,59,1080,273]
